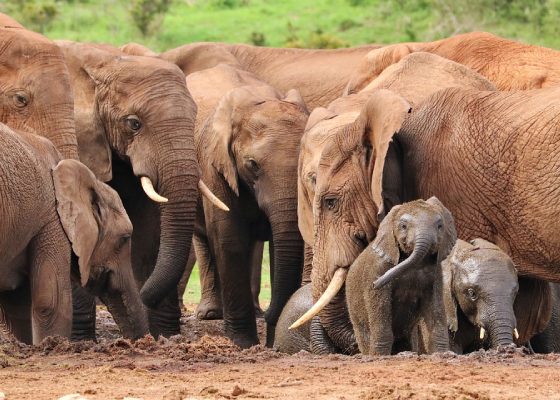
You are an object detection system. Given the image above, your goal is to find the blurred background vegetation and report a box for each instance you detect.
[1,0,557,307]
[2,0,560,52]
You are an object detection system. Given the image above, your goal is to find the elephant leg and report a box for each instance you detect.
[251,241,264,317]
[71,283,97,341]
[366,287,393,355]
[194,232,223,320]
[148,288,181,337]
[177,243,197,311]
[0,284,32,344]
[29,221,72,344]
[310,316,338,354]
[214,231,258,348]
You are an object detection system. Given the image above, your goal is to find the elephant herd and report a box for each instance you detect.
[1,13,560,358]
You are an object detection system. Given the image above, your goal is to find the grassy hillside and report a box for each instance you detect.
[2,0,560,52]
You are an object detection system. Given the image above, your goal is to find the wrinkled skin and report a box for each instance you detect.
[155,43,382,110]
[346,198,455,355]
[274,284,312,354]
[0,18,78,159]
[442,239,519,353]
[299,52,495,353]
[0,125,148,344]
[57,41,199,338]
[347,31,560,94]
[186,64,308,347]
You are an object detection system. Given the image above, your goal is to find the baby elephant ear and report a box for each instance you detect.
[53,160,100,286]
[370,204,402,267]
[442,239,471,332]
[427,196,457,261]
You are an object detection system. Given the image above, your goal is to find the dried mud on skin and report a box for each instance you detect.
[2,311,560,400]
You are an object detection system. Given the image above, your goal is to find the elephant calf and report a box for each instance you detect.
[346,197,456,355]
[441,239,520,353]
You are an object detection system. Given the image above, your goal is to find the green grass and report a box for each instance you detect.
[4,0,560,52]
[184,242,272,308]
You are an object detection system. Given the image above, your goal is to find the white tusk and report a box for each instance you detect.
[514,328,519,339]
[140,176,168,203]
[199,180,229,212]
[289,268,348,330]
[479,326,486,340]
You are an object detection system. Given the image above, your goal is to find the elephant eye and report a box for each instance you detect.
[467,288,477,301]
[125,115,142,133]
[324,197,338,211]
[14,92,29,108]
[245,158,260,173]
[308,173,316,187]
[398,222,408,231]
[117,234,131,251]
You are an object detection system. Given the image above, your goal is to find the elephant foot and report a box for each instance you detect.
[265,323,276,348]
[230,332,259,349]
[195,296,223,320]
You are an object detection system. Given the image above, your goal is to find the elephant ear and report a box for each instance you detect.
[442,239,471,332]
[56,41,115,182]
[53,159,124,286]
[345,44,416,95]
[426,196,457,263]
[305,107,336,132]
[370,205,401,268]
[207,85,280,195]
[360,89,411,220]
[283,89,309,114]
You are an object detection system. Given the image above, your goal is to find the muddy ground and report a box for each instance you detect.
[1,307,560,400]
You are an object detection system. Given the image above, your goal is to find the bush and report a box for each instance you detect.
[249,31,267,46]
[4,0,58,33]
[130,0,171,36]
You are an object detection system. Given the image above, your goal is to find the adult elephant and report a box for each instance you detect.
[0,124,148,344]
[56,41,225,338]
[293,52,556,352]
[151,43,383,110]
[347,31,560,94]
[291,53,497,353]
[185,64,309,347]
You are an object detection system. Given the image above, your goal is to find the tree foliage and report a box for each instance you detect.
[129,0,171,36]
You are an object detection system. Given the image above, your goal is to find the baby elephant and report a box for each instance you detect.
[442,239,520,353]
[346,197,456,355]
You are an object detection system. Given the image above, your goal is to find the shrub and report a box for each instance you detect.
[130,0,171,37]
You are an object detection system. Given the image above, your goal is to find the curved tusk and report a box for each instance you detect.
[199,180,229,212]
[514,328,519,340]
[479,326,486,340]
[140,176,168,203]
[289,268,348,330]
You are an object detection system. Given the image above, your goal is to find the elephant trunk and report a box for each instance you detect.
[47,111,79,160]
[486,307,517,348]
[374,232,433,288]
[101,289,149,340]
[264,201,304,345]
[139,153,199,308]
[319,286,358,354]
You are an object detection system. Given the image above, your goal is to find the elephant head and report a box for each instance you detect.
[442,238,519,348]
[0,21,78,158]
[56,41,219,308]
[53,159,149,339]
[203,83,309,326]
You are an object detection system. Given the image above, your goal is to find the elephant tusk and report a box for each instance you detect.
[479,326,486,340]
[140,176,168,203]
[289,268,348,330]
[514,328,519,340]
[199,180,229,212]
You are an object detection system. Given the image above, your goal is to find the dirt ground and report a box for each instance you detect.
[1,308,560,400]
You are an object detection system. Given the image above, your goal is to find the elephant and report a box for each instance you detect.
[184,63,309,347]
[347,31,560,94]
[295,53,560,354]
[345,197,455,355]
[442,239,520,353]
[531,284,560,353]
[292,52,495,353]
[55,41,225,339]
[0,15,77,159]
[0,124,148,344]
[150,42,383,110]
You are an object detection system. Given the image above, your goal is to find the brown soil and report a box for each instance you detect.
[1,308,560,400]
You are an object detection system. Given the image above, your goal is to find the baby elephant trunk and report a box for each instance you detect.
[374,232,433,289]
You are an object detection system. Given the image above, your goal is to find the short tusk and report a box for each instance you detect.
[289,268,348,330]
[140,176,168,203]
[479,326,486,340]
[514,328,519,340]
[199,180,229,212]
